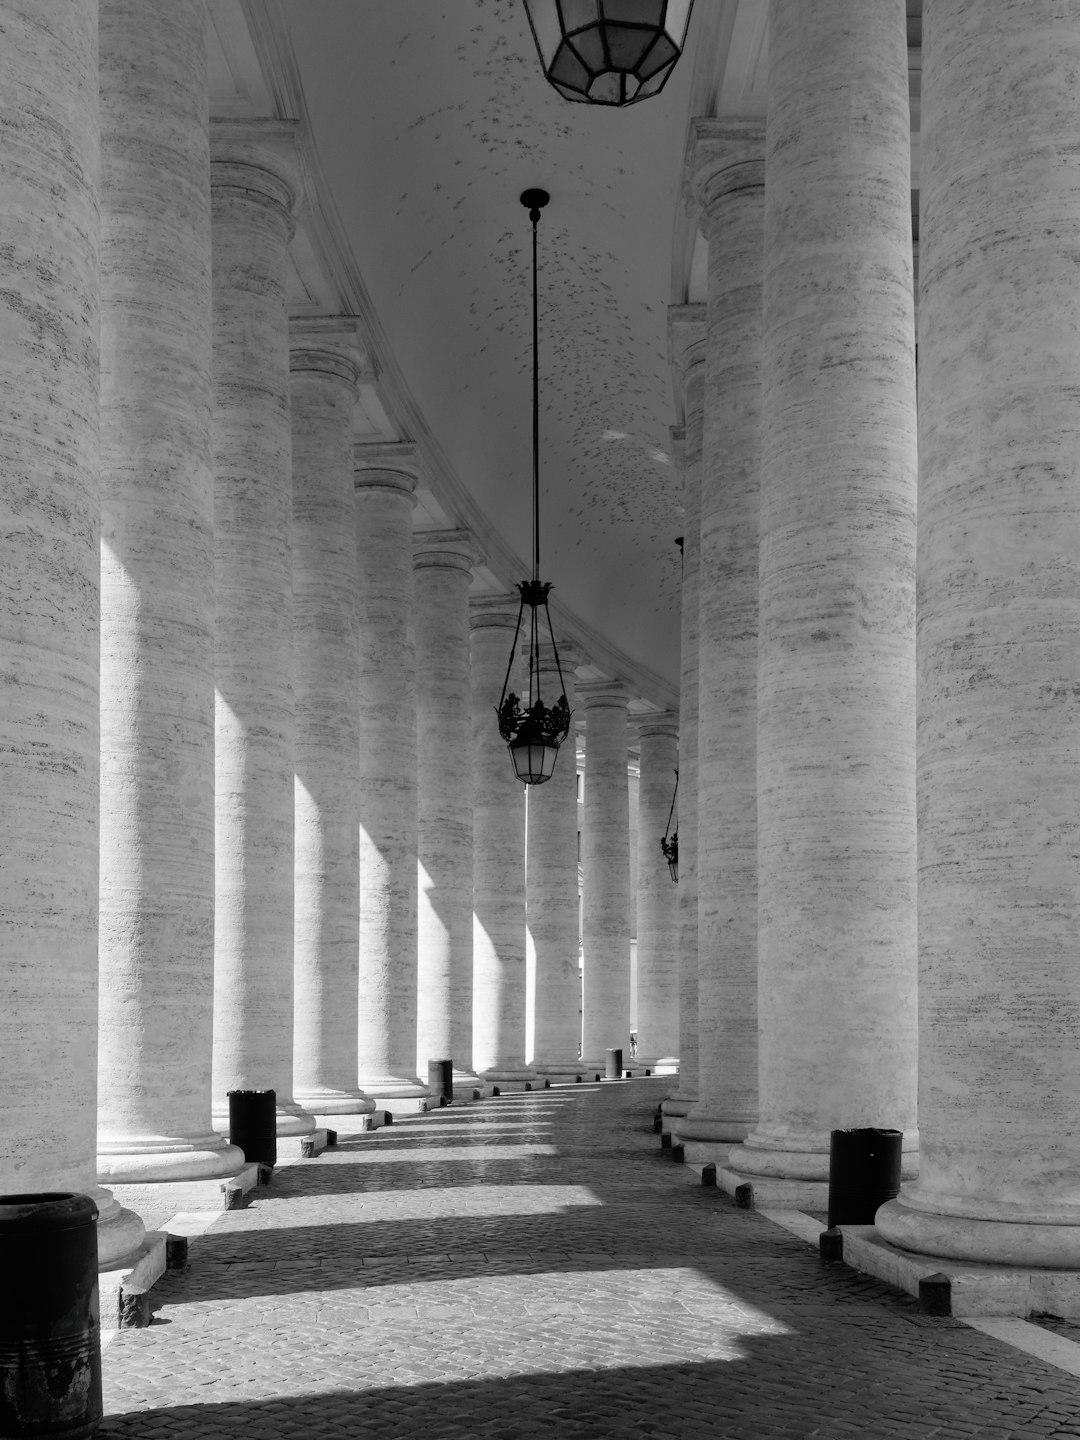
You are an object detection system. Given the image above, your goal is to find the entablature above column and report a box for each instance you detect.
[354,440,419,500]
[413,528,477,575]
[683,117,766,232]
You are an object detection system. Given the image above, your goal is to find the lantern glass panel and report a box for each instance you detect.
[604,0,666,23]
[588,70,626,103]
[570,26,607,71]
[550,43,590,91]
[560,0,601,33]
[524,0,564,65]
[664,0,693,40]
[604,23,655,69]
[637,32,677,80]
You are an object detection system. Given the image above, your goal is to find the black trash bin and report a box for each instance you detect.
[427,1058,453,1105]
[604,1047,623,1080]
[0,1191,102,1439]
[228,1088,277,1166]
[827,1128,903,1228]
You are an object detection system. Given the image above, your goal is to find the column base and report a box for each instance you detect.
[673,1107,753,1160]
[293,1087,375,1116]
[479,1067,544,1089]
[451,1070,487,1101]
[93,1186,147,1272]
[356,1073,429,1100]
[876,1191,1080,1269]
[660,1092,696,1122]
[638,1054,679,1075]
[532,1062,586,1084]
[211,1100,316,1138]
[97,1133,247,1186]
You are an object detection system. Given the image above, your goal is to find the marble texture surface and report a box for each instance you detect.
[97,0,243,1197]
[291,329,372,1117]
[738,0,917,1189]
[210,123,313,1137]
[580,683,632,1071]
[634,716,680,1069]
[877,0,1080,1267]
[354,450,425,1099]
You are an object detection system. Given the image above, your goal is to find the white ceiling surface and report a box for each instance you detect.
[205,1,771,711]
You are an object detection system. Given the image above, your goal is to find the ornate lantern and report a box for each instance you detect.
[522,0,695,107]
[660,768,678,882]
[495,189,572,786]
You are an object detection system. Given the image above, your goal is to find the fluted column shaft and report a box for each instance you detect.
[580,683,631,1070]
[0,0,142,1267]
[679,122,764,1151]
[471,597,534,1082]
[290,329,372,1117]
[211,123,313,1135]
[96,0,242,1202]
[355,451,424,1099]
[737,0,917,1196]
[528,649,582,1079]
[634,716,679,1070]
[877,0,1080,1268]
[415,531,480,1092]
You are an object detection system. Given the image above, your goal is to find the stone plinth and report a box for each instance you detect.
[876,0,1080,1268]
[633,715,679,1070]
[290,324,373,1118]
[354,445,426,1101]
[414,530,482,1095]
[579,682,631,1070]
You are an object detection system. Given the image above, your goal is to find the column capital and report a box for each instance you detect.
[210,119,301,237]
[290,317,370,392]
[290,347,363,392]
[414,528,476,574]
[668,304,706,428]
[469,592,521,632]
[578,679,629,710]
[636,710,679,742]
[354,441,419,499]
[683,117,766,228]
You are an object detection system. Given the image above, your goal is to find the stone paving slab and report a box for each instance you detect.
[99,1079,1080,1439]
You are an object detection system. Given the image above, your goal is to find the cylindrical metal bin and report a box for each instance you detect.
[426,1058,453,1105]
[0,1191,102,1439]
[827,1128,903,1228]
[604,1047,623,1080]
[228,1088,277,1166]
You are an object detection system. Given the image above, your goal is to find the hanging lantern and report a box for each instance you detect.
[522,0,695,107]
[660,767,678,882]
[494,189,573,786]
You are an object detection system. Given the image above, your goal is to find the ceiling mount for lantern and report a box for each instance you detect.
[495,189,572,787]
[522,1,695,107]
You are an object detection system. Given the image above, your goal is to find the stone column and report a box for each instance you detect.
[634,715,680,1071]
[96,0,243,1202]
[290,322,373,1120]
[0,0,139,1268]
[528,646,582,1081]
[211,121,313,1136]
[580,682,631,1073]
[877,0,1080,1268]
[731,0,917,1203]
[471,596,536,1085]
[354,445,426,1102]
[662,312,706,1122]
[414,529,483,1097]
[677,121,764,1157]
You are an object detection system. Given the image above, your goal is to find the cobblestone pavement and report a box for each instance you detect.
[100,1079,1080,1439]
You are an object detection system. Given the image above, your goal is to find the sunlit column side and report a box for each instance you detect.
[96,0,243,1211]
[662,311,706,1123]
[354,445,426,1102]
[528,644,583,1081]
[580,682,631,1073]
[210,121,314,1136]
[877,0,1080,1267]
[0,0,142,1269]
[414,529,484,1097]
[731,0,917,1203]
[677,121,764,1157]
[634,714,680,1072]
[470,595,537,1085]
[290,323,373,1120]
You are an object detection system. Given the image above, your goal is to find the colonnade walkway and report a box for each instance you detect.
[100,1078,1080,1439]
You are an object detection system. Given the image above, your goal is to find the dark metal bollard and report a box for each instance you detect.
[827,1128,903,1229]
[0,1191,102,1438]
[427,1059,453,1105]
[604,1047,623,1080]
[701,1163,717,1188]
[228,1088,277,1167]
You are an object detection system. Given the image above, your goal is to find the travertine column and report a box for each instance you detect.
[414,529,482,1095]
[733,0,917,1200]
[471,596,535,1084]
[662,313,705,1121]
[877,0,1080,1267]
[634,715,680,1071]
[580,682,631,1072]
[0,0,139,1268]
[211,121,313,1136]
[354,445,426,1101]
[290,323,373,1119]
[528,646,582,1080]
[97,0,243,1199]
[677,121,764,1154]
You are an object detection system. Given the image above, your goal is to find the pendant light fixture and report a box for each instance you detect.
[522,1,695,107]
[660,768,678,882]
[495,188,572,786]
